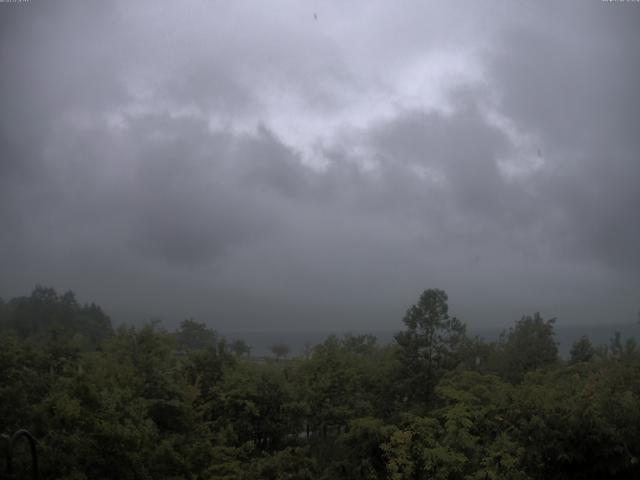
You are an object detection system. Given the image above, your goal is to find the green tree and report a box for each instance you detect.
[299,335,378,439]
[36,322,216,479]
[221,362,301,452]
[335,417,395,479]
[382,416,467,480]
[244,447,317,480]
[2,286,112,347]
[175,318,218,351]
[500,313,558,383]
[341,334,378,355]
[230,339,251,357]
[395,289,467,404]
[270,343,290,360]
[569,335,596,364]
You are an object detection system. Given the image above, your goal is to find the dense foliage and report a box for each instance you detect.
[1,287,639,479]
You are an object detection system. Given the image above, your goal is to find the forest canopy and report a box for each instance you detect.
[1,286,639,479]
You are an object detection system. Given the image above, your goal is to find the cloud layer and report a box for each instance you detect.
[1,1,639,330]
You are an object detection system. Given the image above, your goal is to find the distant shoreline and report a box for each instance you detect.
[223,323,640,358]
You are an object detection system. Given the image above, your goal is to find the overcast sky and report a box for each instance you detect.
[1,1,639,331]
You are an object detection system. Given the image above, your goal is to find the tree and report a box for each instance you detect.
[175,318,218,351]
[271,343,290,360]
[221,363,300,453]
[500,313,558,383]
[608,331,638,361]
[395,289,467,404]
[230,339,251,357]
[1,286,112,347]
[341,333,378,355]
[336,417,395,479]
[569,336,596,364]
[299,335,377,438]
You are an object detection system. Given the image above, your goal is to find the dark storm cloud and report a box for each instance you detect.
[1,0,639,329]
[0,0,128,243]
[123,119,312,265]
[489,2,640,272]
[369,103,509,217]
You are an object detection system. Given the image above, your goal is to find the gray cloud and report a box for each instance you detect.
[489,2,640,272]
[1,0,639,330]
